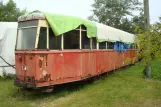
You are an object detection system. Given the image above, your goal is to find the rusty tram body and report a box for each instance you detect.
[14,12,137,88]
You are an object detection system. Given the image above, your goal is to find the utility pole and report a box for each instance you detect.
[144,0,150,30]
[144,0,151,78]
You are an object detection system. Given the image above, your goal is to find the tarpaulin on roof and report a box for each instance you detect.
[96,23,136,43]
[20,11,136,43]
[44,12,97,38]
[23,10,97,38]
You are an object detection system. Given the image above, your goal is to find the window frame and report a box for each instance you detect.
[61,25,89,50]
[16,26,38,50]
[35,20,49,49]
[16,20,49,50]
[16,20,119,51]
[99,42,107,50]
[37,27,48,49]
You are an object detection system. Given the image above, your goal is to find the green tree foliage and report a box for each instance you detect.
[137,24,161,64]
[88,0,143,33]
[132,10,144,33]
[0,0,26,22]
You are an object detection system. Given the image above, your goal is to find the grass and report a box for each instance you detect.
[151,59,161,80]
[1,63,161,107]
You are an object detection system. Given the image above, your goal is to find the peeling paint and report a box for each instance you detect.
[42,70,47,76]
[39,55,44,60]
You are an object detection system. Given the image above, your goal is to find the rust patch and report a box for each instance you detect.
[39,59,43,69]
[45,55,48,67]
[39,55,44,69]
[39,55,44,60]
[39,73,52,82]
[29,54,34,59]
[42,70,47,76]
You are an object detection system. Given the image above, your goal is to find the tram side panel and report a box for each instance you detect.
[15,50,136,88]
[96,51,109,74]
[81,51,97,79]
[15,53,36,81]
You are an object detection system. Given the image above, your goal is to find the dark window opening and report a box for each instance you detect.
[76,25,86,30]
[107,42,114,49]
[64,30,79,49]
[99,42,106,49]
[130,43,135,49]
[82,29,90,49]
[92,38,97,49]
[49,28,61,50]
[38,27,47,49]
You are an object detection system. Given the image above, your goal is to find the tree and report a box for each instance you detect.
[0,0,26,22]
[0,1,5,21]
[132,9,145,33]
[137,24,161,66]
[88,0,142,33]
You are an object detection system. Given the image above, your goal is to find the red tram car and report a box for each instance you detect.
[14,12,137,88]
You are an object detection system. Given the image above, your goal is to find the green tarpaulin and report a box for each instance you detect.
[25,10,97,38]
[44,12,97,38]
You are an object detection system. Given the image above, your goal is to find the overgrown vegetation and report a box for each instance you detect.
[0,64,161,107]
[137,24,161,63]
[136,24,161,80]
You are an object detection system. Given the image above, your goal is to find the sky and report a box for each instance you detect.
[3,0,161,24]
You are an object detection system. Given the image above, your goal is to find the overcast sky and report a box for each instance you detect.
[3,0,161,23]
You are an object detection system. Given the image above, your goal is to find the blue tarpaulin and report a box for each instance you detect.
[114,41,130,52]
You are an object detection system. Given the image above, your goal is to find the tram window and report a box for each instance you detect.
[92,38,97,49]
[130,44,133,49]
[49,28,61,50]
[82,31,90,49]
[18,20,38,28]
[107,42,114,49]
[64,30,79,49]
[38,27,47,49]
[17,28,37,50]
[130,44,135,49]
[99,42,106,49]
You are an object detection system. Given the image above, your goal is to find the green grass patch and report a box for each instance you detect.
[0,63,161,107]
[151,59,161,80]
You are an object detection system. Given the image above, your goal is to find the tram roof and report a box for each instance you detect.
[18,10,136,44]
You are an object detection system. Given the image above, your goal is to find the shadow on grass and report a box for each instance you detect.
[10,78,99,101]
